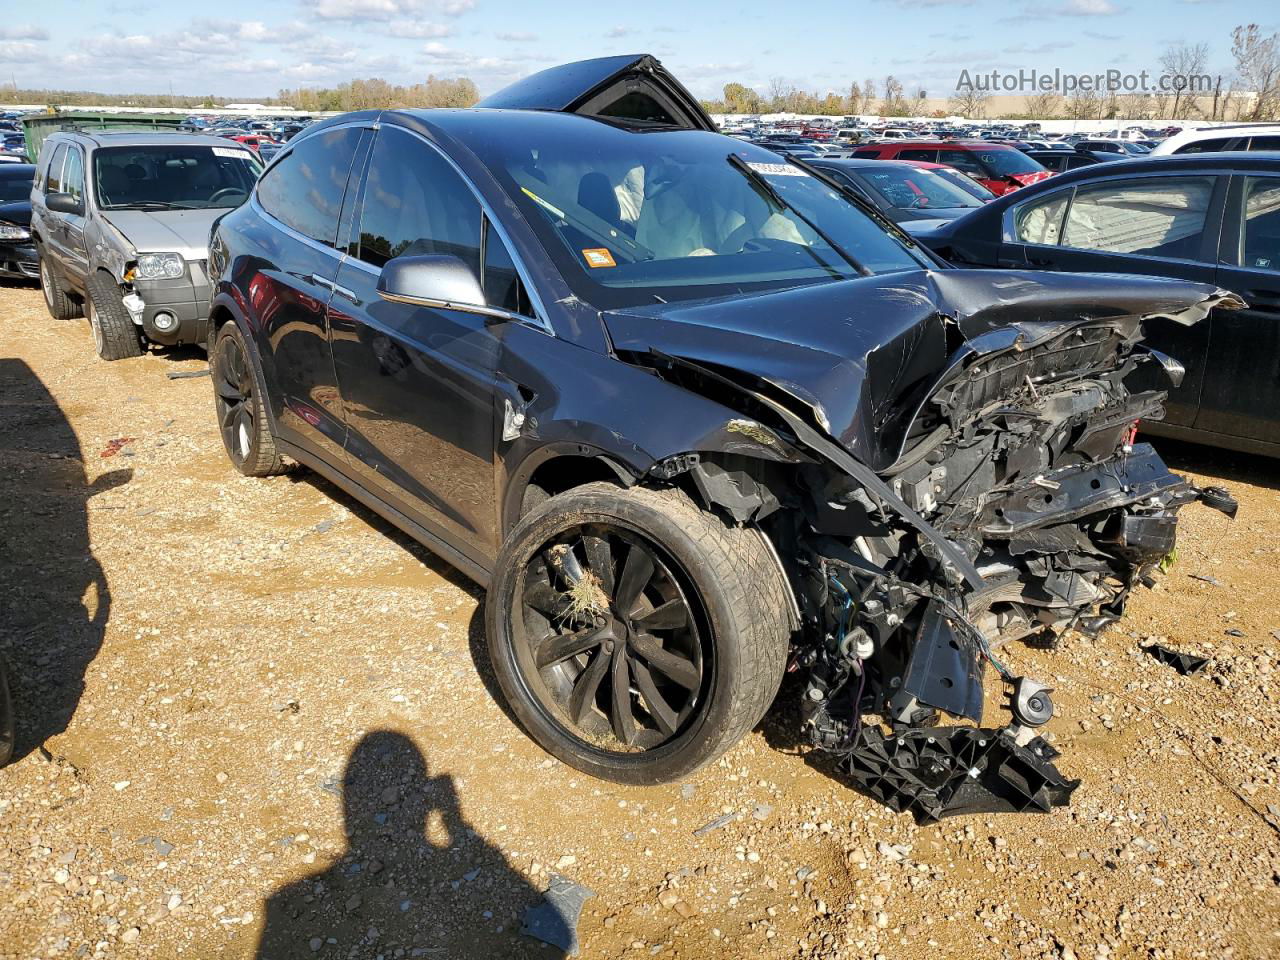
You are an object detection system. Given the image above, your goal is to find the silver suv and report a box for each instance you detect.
[30,132,261,360]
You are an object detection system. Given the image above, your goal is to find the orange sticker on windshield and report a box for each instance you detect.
[582,248,616,268]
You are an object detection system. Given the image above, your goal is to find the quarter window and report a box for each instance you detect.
[352,126,481,276]
[1061,176,1215,260]
[1248,136,1280,151]
[1241,177,1280,271]
[256,126,362,246]
[898,149,938,163]
[1014,191,1070,245]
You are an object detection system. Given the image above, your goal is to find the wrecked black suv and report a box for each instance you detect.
[207,56,1241,820]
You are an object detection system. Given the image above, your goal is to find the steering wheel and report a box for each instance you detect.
[208,187,246,205]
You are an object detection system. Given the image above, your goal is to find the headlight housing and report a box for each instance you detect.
[0,221,30,241]
[134,252,186,280]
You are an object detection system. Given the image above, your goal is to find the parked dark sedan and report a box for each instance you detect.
[0,163,36,281]
[914,152,1280,456]
[805,156,987,230]
[1024,149,1122,173]
[205,54,1237,819]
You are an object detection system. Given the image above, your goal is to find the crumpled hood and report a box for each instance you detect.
[99,208,224,261]
[604,268,1244,470]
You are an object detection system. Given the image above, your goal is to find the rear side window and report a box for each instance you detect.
[1061,176,1215,260]
[854,147,882,158]
[1014,191,1070,245]
[898,149,938,163]
[1248,136,1280,151]
[1174,137,1230,154]
[45,143,67,194]
[352,126,481,276]
[256,126,362,246]
[1240,177,1280,271]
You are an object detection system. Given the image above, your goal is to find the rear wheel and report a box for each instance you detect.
[39,254,81,321]
[486,482,792,784]
[85,273,142,360]
[211,322,286,477]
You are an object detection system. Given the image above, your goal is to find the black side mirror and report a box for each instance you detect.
[376,254,512,322]
[46,192,84,216]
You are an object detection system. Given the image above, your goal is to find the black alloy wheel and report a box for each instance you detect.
[211,322,286,477]
[518,524,708,752]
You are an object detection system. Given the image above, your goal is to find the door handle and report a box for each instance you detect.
[1242,289,1280,310]
[310,274,357,302]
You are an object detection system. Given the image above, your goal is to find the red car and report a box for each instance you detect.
[853,140,1051,196]
[227,134,274,154]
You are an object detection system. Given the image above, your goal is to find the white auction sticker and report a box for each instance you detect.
[746,162,810,177]
[212,147,252,159]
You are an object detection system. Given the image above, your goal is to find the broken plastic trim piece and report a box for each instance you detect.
[836,726,1079,823]
[1144,643,1209,676]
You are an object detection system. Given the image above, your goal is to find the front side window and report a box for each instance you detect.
[1175,137,1229,154]
[257,126,361,244]
[482,218,533,315]
[63,148,84,201]
[95,144,262,211]
[45,143,66,194]
[1061,176,1215,260]
[1248,136,1280,151]
[855,165,984,211]
[898,149,938,163]
[1015,191,1071,245]
[1241,177,1280,271]
[938,149,985,176]
[352,126,481,275]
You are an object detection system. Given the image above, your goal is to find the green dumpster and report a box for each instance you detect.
[20,111,185,164]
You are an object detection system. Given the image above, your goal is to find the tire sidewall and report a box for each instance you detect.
[212,322,269,474]
[486,487,752,785]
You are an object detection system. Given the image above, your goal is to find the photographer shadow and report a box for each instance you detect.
[255,730,567,959]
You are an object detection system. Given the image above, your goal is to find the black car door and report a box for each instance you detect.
[1199,173,1280,446]
[249,124,366,463]
[999,173,1227,427]
[329,125,513,567]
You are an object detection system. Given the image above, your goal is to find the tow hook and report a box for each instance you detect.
[1195,485,1238,519]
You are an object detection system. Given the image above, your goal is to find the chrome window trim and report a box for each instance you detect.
[250,192,349,265]
[344,122,554,336]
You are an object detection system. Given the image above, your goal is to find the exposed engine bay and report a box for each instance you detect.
[610,270,1245,820]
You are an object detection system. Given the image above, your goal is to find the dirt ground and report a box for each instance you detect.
[1,279,1278,960]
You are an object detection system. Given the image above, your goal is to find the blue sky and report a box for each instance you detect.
[0,0,1276,100]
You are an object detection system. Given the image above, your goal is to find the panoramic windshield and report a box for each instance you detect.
[854,166,984,210]
[93,145,261,210]
[0,174,32,203]
[475,123,930,308]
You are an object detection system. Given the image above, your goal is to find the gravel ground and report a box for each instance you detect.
[1,280,1278,960]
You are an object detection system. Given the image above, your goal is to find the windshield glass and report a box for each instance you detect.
[0,173,32,203]
[472,122,930,309]
[852,165,984,210]
[975,147,1045,176]
[930,167,995,201]
[93,144,262,210]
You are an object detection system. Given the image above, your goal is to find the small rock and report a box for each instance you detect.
[554,855,577,870]
[113,781,130,792]
[672,900,696,918]
[752,803,773,821]
[121,928,141,944]
[309,937,322,952]
[657,889,681,909]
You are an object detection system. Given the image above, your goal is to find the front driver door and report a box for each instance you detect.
[329,125,507,567]
[1199,174,1280,446]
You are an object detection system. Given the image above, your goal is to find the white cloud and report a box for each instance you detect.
[1061,0,1120,14]
[605,26,634,38]
[0,25,49,41]
[0,40,41,59]
[312,0,472,21]
[497,31,538,42]
[393,21,452,38]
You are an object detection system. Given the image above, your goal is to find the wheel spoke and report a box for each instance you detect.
[215,375,242,400]
[523,580,572,621]
[615,544,655,617]
[582,534,615,596]
[609,646,636,746]
[567,649,610,725]
[633,598,688,632]
[535,625,609,669]
[629,633,700,691]
[220,398,243,430]
[631,659,679,736]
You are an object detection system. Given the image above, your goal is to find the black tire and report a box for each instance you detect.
[486,481,792,785]
[38,253,81,320]
[211,321,287,477]
[85,272,142,360]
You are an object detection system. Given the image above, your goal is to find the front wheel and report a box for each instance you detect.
[486,482,792,785]
[85,272,142,360]
[210,322,286,477]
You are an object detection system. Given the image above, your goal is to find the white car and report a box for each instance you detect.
[1150,123,1280,156]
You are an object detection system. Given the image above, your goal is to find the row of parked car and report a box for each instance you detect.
[2,54,1262,818]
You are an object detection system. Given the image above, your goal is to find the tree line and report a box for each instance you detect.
[702,22,1280,122]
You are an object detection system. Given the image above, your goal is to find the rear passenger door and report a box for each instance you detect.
[1002,173,1227,427]
[1199,174,1280,445]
